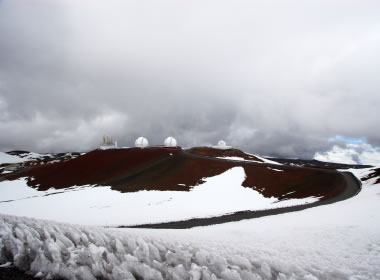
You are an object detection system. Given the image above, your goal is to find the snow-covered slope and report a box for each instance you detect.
[1,167,379,279]
[217,156,285,167]
[0,167,318,226]
[1,151,84,179]
[217,153,281,165]
[0,151,81,167]
[0,152,25,164]
[247,154,282,165]
[0,151,48,165]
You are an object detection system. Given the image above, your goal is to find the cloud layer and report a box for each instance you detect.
[1,0,380,162]
[315,143,380,165]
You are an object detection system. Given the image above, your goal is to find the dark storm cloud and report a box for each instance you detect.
[1,0,380,159]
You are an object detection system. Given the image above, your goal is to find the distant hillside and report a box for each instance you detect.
[3,147,346,202]
[267,157,372,170]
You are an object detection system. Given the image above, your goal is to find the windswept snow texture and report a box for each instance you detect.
[0,167,379,279]
[0,168,318,226]
[1,215,271,280]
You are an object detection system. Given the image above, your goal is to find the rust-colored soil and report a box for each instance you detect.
[6,147,345,201]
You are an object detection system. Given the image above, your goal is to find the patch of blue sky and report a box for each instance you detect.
[328,135,367,144]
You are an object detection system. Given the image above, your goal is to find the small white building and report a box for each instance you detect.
[164,137,177,147]
[213,140,232,150]
[100,136,117,150]
[135,137,149,148]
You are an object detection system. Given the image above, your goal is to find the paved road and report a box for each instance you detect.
[124,166,361,229]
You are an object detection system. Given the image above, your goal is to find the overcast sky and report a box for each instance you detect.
[1,0,380,164]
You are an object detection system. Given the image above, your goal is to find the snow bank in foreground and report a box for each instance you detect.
[0,214,283,280]
[0,167,318,226]
[0,213,348,280]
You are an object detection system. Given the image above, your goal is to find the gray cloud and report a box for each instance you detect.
[1,0,380,159]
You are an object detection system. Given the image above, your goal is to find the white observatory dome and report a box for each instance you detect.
[218,140,226,147]
[135,137,149,148]
[164,137,177,147]
[213,140,232,149]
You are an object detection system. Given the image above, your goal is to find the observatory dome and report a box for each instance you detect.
[164,137,177,147]
[218,140,226,147]
[213,140,232,150]
[135,137,149,148]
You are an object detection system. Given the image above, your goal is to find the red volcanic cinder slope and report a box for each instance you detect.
[8,147,181,191]
[184,147,345,201]
[7,147,346,202]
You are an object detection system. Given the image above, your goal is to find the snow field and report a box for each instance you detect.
[215,156,281,165]
[0,152,46,164]
[0,152,25,164]
[216,156,260,162]
[0,167,318,226]
[247,154,282,165]
[140,167,379,280]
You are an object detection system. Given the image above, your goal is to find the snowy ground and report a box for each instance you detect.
[0,152,28,164]
[0,167,318,226]
[0,152,45,164]
[216,155,281,165]
[0,152,81,168]
[0,167,379,279]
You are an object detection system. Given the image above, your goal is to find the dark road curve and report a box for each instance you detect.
[122,170,361,229]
